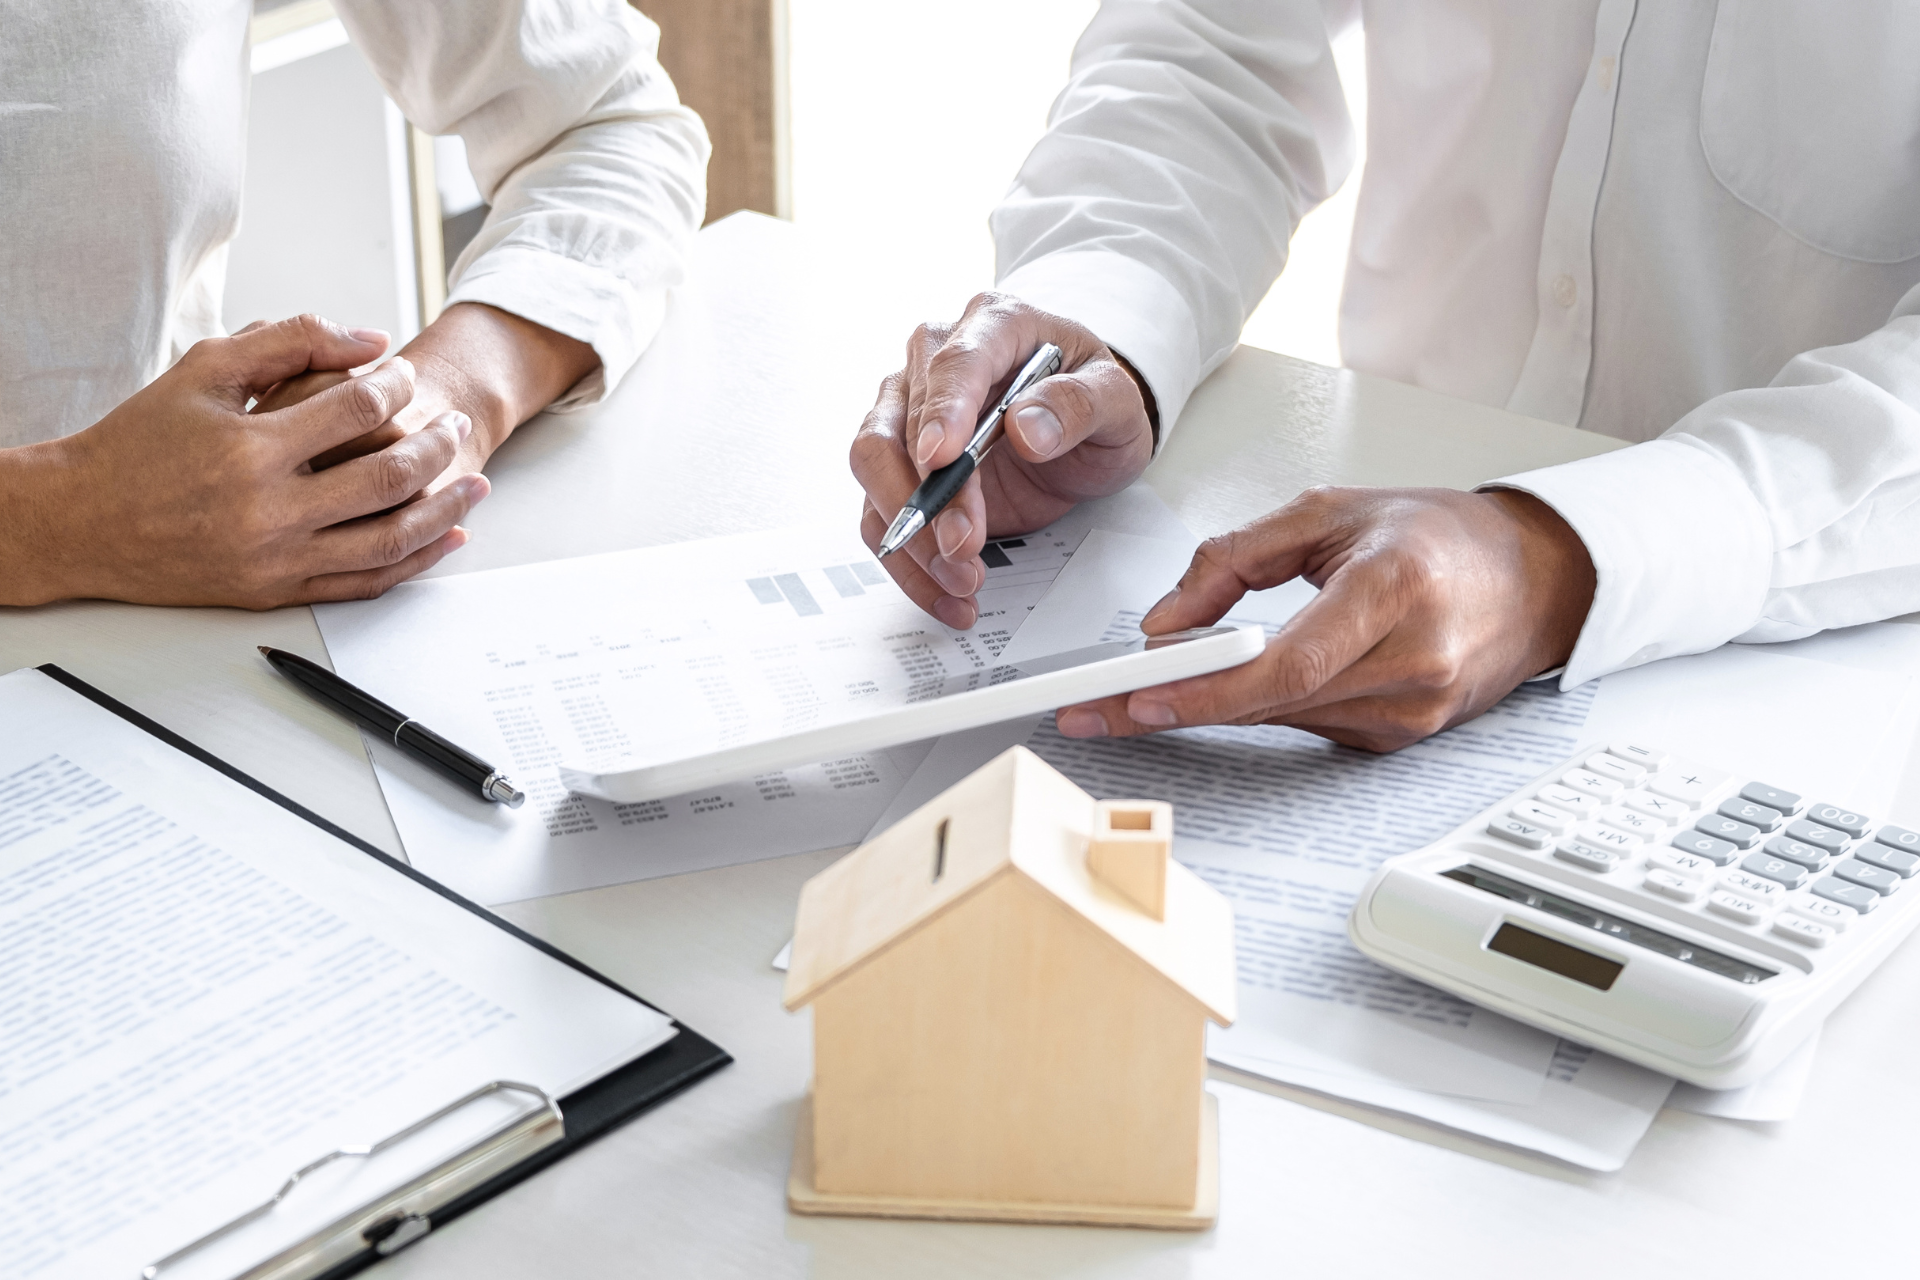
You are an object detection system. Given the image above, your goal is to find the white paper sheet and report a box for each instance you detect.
[314,489,1191,905]
[0,669,674,1280]
[1667,1029,1822,1122]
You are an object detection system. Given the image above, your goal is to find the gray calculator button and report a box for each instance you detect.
[1784,819,1849,852]
[1806,804,1871,837]
[1717,798,1783,832]
[1853,842,1920,878]
[1695,814,1763,849]
[1811,876,1881,913]
[1875,824,1920,852]
[1739,852,1809,889]
[1763,836,1828,870]
[1671,830,1739,865]
[1554,840,1620,873]
[1740,782,1802,814]
[1833,859,1901,896]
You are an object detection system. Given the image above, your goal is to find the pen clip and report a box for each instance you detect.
[965,342,1064,459]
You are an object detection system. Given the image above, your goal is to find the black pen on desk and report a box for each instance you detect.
[878,342,1064,557]
[258,646,525,808]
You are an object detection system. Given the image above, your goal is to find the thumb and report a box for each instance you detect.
[1000,356,1144,464]
[1141,493,1355,633]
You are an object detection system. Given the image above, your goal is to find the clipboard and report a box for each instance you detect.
[34,664,731,1280]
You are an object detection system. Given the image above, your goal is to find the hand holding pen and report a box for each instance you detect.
[852,297,1158,629]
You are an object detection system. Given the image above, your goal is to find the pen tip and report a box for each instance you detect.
[256,646,272,657]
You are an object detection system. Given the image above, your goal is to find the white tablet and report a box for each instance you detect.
[558,625,1265,803]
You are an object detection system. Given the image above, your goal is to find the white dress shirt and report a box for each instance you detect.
[0,0,706,450]
[992,0,1920,688]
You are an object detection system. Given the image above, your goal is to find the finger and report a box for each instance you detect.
[850,370,918,512]
[896,322,952,475]
[313,472,489,577]
[298,527,472,604]
[263,358,417,462]
[1001,358,1142,464]
[861,501,977,629]
[254,367,350,416]
[927,470,989,598]
[1121,567,1407,730]
[1139,491,1361,634]
[307,421,407,473]
[912,297,1033,473]
[304,410,468,523]
[202,314,391,403]
[851,373,984,600]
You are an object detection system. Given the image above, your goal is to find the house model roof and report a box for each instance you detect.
[783,746,1236,1025]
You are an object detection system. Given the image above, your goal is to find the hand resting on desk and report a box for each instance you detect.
[1055,487,1598,751]
[0,304,598,609]
[850,292,1156,628]
[0,315,486,609]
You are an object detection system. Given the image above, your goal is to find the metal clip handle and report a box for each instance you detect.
[140,1080,560,1280]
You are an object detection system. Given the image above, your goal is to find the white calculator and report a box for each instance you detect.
[1349,743,1920,1088]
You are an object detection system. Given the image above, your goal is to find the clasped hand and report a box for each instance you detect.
[8,314,485,608]
[852,294,1598,751]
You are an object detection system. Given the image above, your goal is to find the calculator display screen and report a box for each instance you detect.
[1444,865,1778,985]
[1487,923,1623,990]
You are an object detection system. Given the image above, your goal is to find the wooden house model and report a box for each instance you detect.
[782,745,1237,1229]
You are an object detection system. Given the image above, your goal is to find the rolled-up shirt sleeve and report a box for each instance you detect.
[1493,282,1920,687]
[991,0,1357,436]
[334,0,709,409]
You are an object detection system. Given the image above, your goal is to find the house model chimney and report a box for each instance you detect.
[1087,799,1172,920]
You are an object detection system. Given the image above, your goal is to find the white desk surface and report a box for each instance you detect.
[9,214,1919,1278]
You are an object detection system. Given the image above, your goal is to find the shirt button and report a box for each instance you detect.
[1552,274,1577,308]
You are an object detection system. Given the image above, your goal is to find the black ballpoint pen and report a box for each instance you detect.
[258,646,526,807]
[878,342,1064,556]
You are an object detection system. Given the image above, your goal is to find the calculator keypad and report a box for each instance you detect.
[1482,744,1913,952]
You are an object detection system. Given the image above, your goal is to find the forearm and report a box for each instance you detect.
[396,302,600,462]
[0,438,86,607]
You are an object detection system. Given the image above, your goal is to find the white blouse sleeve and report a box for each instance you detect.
[990,0,1359,434]
[332,0,709,409]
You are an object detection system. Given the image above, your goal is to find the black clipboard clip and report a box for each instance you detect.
[140,1080,563,1280]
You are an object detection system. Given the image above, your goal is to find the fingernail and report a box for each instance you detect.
[1142,587,1180,626]
[348,327,390,345]
[1057,708,1109,738]
[459,474,491,502]
[446,527,472,550]
[1014,404,1062,457]
[936,509,972,558]
[1129,698,1178,727]
[915,423,945,468]
[932,595,976,629]
[930,555,977,597]
[442,411,472,442]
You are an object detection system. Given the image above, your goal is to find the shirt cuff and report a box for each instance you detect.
[995,249,1206,442]
[1486,438,1774,688]
[445,245,669,412]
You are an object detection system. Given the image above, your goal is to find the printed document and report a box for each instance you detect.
[0,669,673,1280]
[314,490,1189,905]
[886,530,1920,1167]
